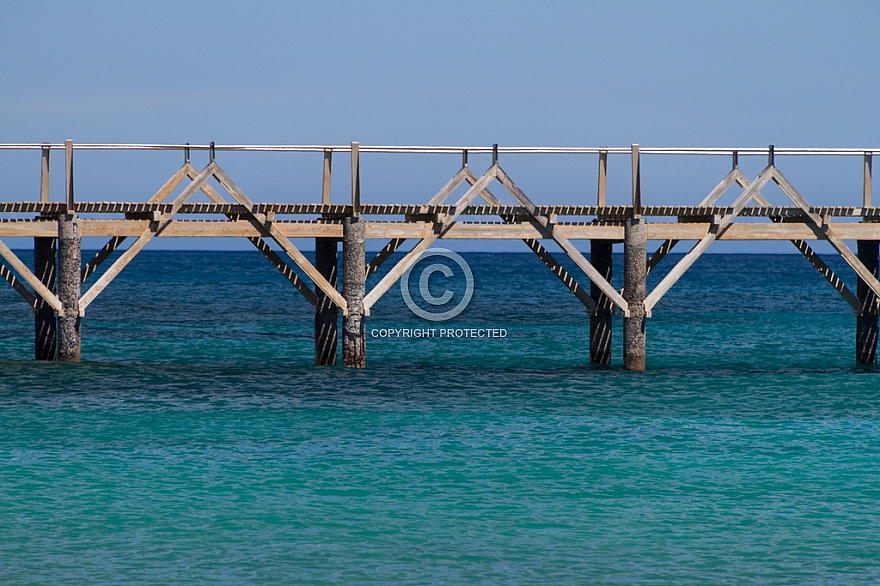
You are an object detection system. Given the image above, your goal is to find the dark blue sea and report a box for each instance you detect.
[1,250,879,584]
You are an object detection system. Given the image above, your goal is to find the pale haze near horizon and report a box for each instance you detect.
[1,1,878,252]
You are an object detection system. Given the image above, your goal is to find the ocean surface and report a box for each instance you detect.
[1,250,879,584]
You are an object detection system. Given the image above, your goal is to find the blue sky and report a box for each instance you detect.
[2,1,879,250]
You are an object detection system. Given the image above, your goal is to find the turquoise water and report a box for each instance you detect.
[1,251,879,583]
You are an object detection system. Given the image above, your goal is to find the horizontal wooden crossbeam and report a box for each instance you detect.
[3,219,880,240]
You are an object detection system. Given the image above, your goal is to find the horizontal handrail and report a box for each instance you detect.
[1,143,879,156]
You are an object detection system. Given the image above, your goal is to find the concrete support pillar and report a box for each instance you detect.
[857,240,879,364]
[623,218,646,371]
[34,236,57,360]
[342,217,365,367]
[57,215,81,362]
[314,237,339,365]
[590,239,613,365]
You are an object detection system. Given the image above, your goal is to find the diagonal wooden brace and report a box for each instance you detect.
[494,165,628,315]
[647,168,742,274]
[362,165,498,311]
[182,164,318,306]
[366,168,473,278]
[463,168,596,313]
[643,167,775,314]
[211,165,343,310]
[82,164,191,282]
[771,167,880,304]
[79,163,217,313]
[734,169,859,312]
[0,238,63,314]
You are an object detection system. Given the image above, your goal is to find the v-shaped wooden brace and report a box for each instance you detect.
[643,165,880,315]
[78,162,345,314]
[647,167,860,312]
[364,165,597,312]
[362,164,625,315]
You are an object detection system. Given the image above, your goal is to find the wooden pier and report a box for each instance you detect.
[1,141,879,369]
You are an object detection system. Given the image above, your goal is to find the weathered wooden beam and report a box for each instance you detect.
[623,219,646,371]
[3,201,880,218]
[597,151,607,207]
[772,168,880,302]
[365,238,406,278]
[82,236,126,282]
[8,218,880,241]
[524,237,595,312]
[865,153,873,208]
[249,236,317,305]
[632,144,641,216]
[342,217,365,367]
[365,166,472,278]
[646,239,678,275]
[351,142,360,216]
[741,177,861,313]
[58,215,80,361]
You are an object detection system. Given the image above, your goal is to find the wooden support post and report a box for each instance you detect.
[342,217,365,367]
[590,239,613,364]
[34,236,57,360]
[314,237,338,365]
[623,218,646,371]
[857,239,879,364]
[597,150,607,207]
[57,215,81,362]
[864,153,872,208]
